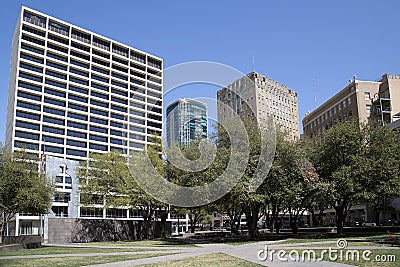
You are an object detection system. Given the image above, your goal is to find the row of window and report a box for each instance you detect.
[20,41,161,81]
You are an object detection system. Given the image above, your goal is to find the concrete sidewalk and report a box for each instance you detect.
[85,242,356,267]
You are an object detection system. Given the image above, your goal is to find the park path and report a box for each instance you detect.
[84,241,358,267]
[1,240,398,266]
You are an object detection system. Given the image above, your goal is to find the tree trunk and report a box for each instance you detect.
[374,207,381,226]
[334,206,345,236]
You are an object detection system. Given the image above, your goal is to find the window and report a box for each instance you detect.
[364,92,370,101]
[69,76,89,86]
[110,138,125,145]
[70,51,90,61]
[43,107,65,116]
[44,97,65,107]
[16,111,40,121]
[21,34,45,46]
[90,117,108,125]
[17,101,40,111]
[91,108,108,117]
[70,67,89,77]
[68,112,87,121]
[21,53,44,64]
[91,99,108,108]
[91,91,109,100]
[15,130,39,140]
[111,104,126,113]
[66,148,86,157]
[67,130,86,139]
[19,72,42,83]
[91,82,109,92]
[69,85,88,95]
[92,66,109,75]
[70,59,89,69]
[366,105,371,113]
[66,139,86,148]
[47,52,67,62]
[112,64,128,73]
[111,113,125,121]
[93,58,109,67]
[71,41,90,52]
[44,88,66,98]
[110,121,126,129]
[42,135,64,144]
[43,145,64,154]
[93,37,110,51]
[92,49,109,59]
[20,62,42,73]
[89,143,107,151]
[111,72,128,81]
[43,115,64,125]
[89,134,107,142]
[71,29,91,44]
[92,74,109,84]
[89,126,107,134]
[16,121,40,131]
[47,43,68,54]
[21,44,44,55]
[68,103,87,112]
[14,140,39,150]
[48,34,69,45]
[46,61,67,71]
[67,121,87,130]
[69,94,88,103]
[42,126,64,135]
[111,80,128,89]
[112,88,128,97]
[111,96,127,105]
[45,79,66,89]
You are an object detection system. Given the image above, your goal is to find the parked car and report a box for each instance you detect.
[362,221,376,227]
[381,219,399,226]
[345,220,360,227]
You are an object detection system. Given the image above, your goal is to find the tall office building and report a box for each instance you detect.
[217,71,300,140]
[4,6,186,238]
[302,74,400,138]
[166,98,208,146]
[6,6,163,160]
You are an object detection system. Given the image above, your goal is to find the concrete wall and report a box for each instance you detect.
[47,218,171,243]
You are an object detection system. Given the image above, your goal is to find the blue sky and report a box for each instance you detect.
[1,0,400,142]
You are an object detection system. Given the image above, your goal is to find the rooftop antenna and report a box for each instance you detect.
[313,78,317,110]
[252,51,255,72]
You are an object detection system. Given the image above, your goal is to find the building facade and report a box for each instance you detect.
[302,74,400,138]
[302,76,379,138]
[217,71,300,140]
[371,74,400,127]
[5,6,188,238]
[166,98,208,146]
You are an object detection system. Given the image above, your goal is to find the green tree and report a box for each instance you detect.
[363,125,400,225]
[311,120,367,235]
[0,148,53,243]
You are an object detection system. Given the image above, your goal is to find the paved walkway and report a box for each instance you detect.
[1,239,398,266]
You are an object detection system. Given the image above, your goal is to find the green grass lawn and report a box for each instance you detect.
[137,253,262,267]
[272,234,394,245]
[0,246,160,257]
[0,253,163,267]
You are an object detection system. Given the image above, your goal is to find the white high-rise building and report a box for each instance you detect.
[6,6,163,160]
[4,6,190,238]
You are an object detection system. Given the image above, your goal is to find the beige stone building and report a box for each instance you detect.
[217,71,300,140]
[371,74,400,127]
[303,74,400,137]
